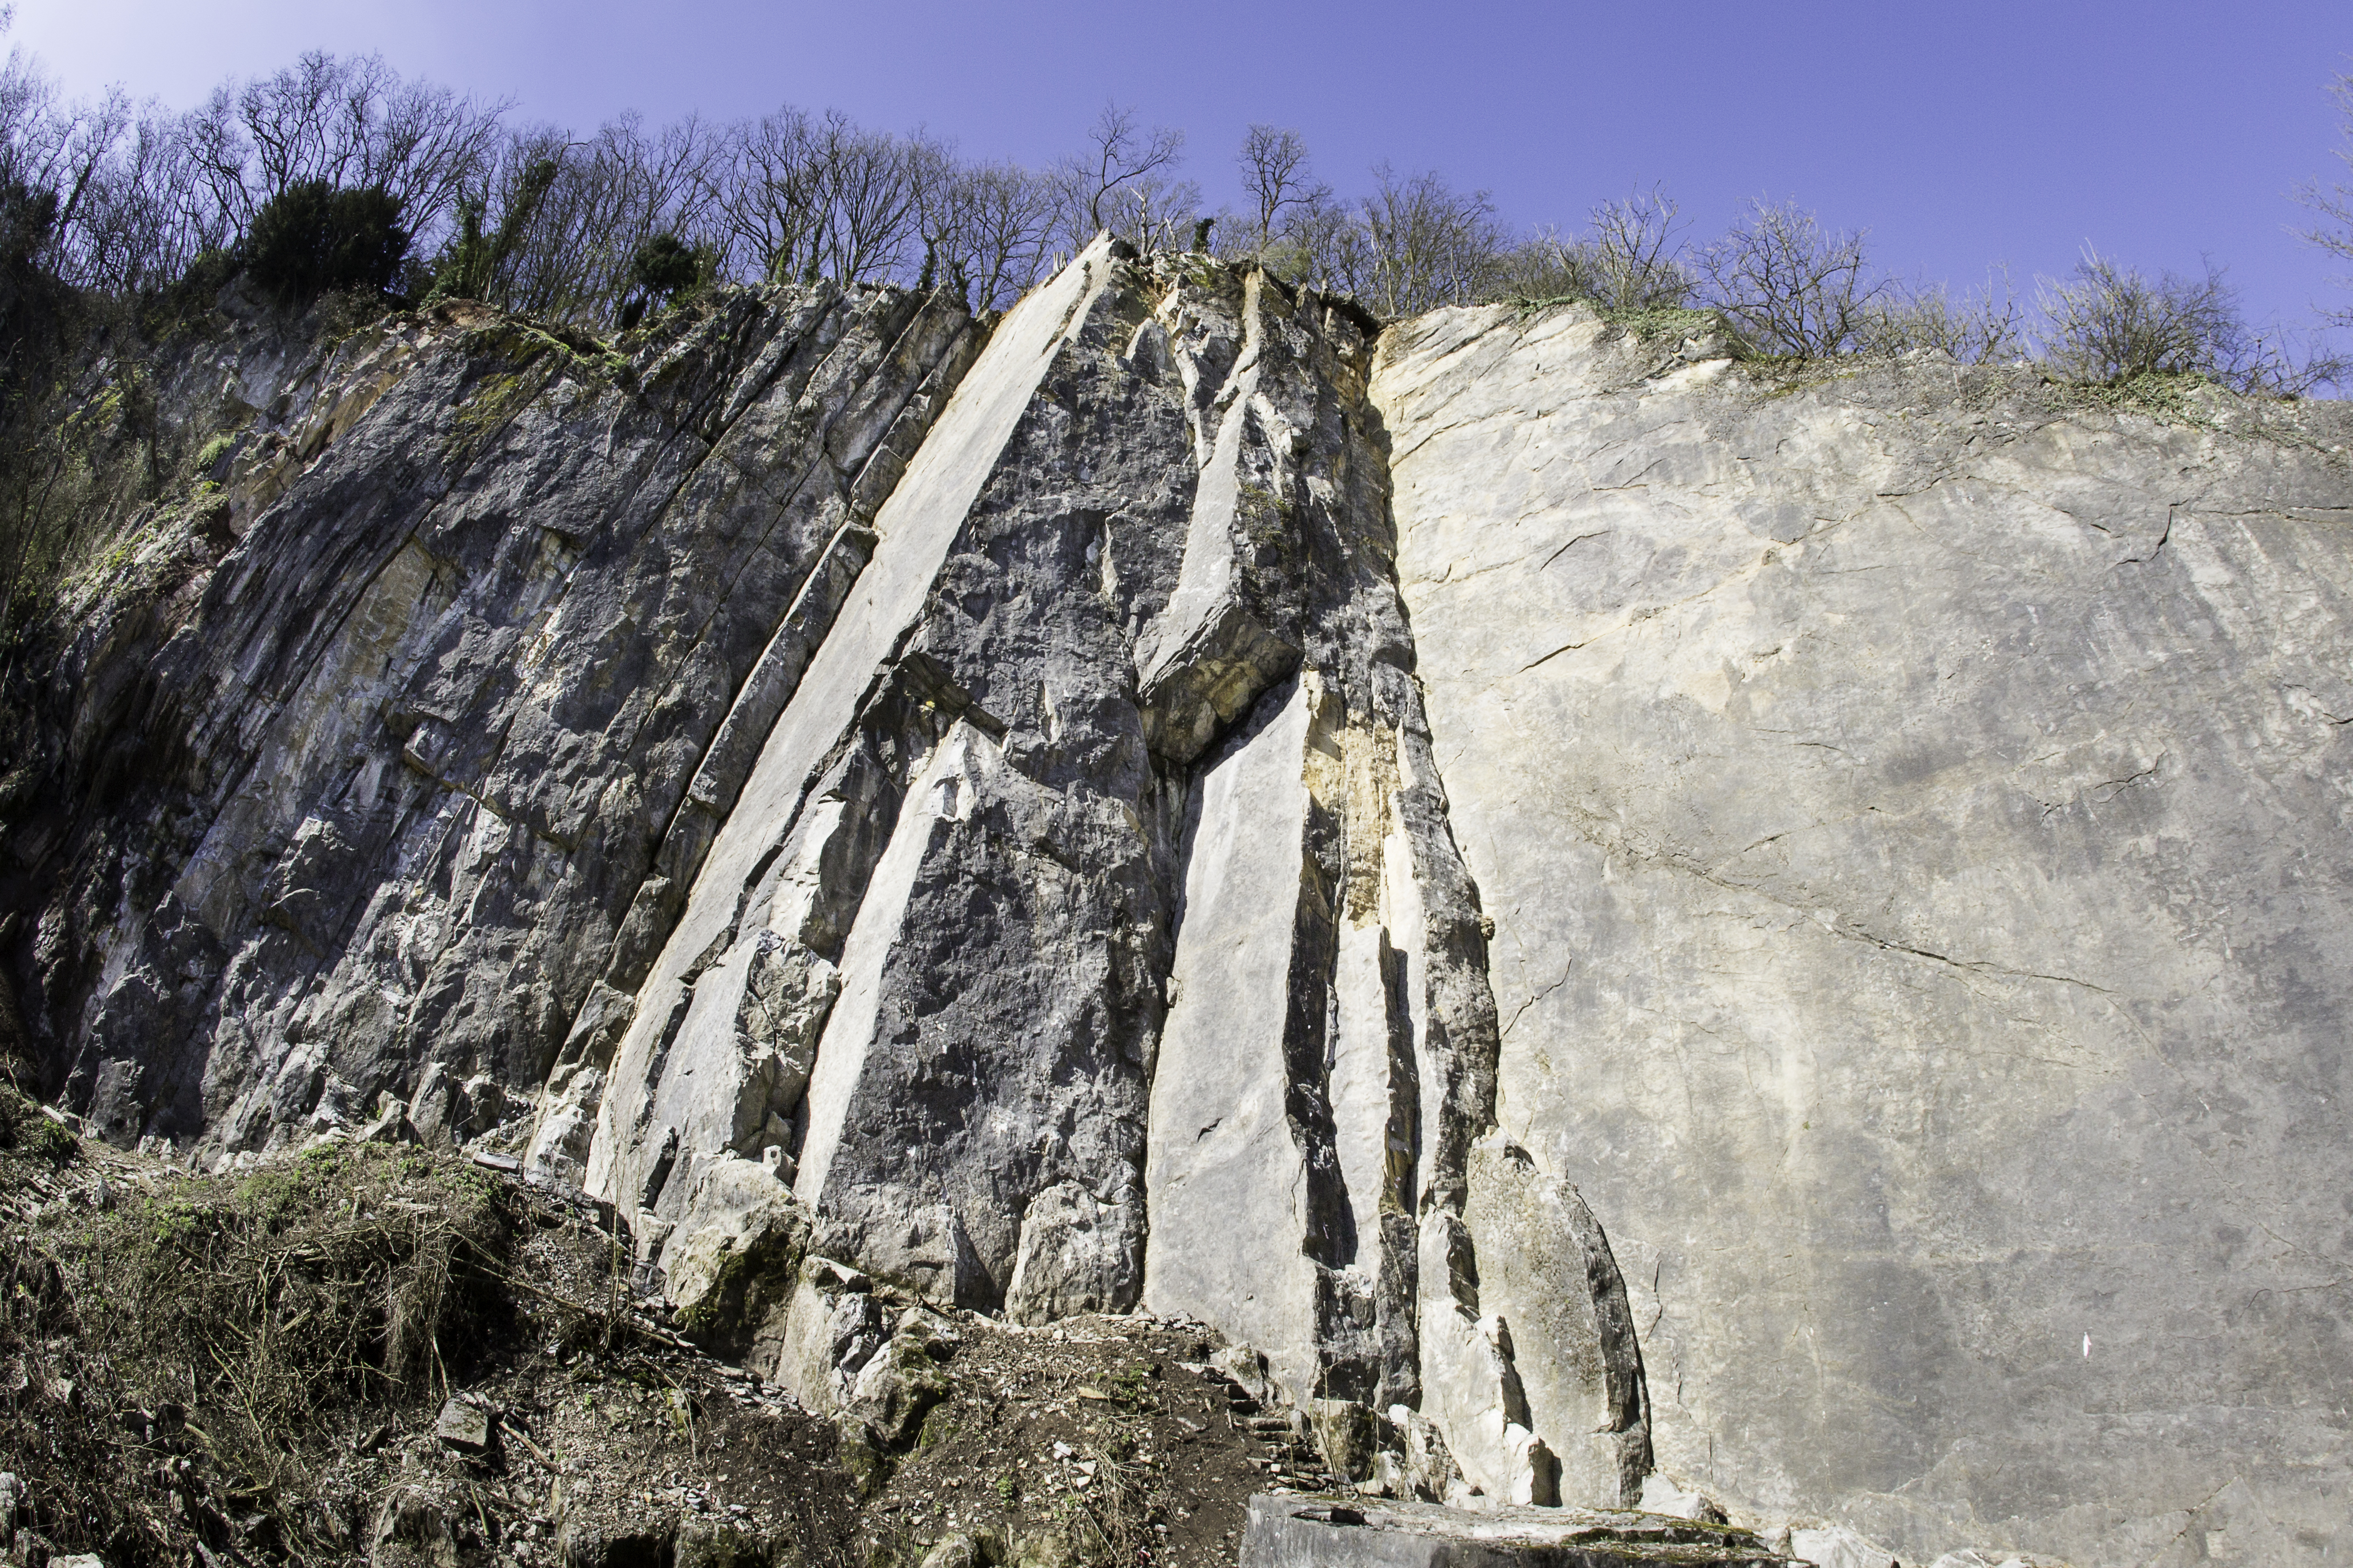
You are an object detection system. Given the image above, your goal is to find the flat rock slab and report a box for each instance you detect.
[1242,1494,1800,1568]
[433,1397,493,1453]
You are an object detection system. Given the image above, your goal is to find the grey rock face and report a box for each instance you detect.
[12,253,2352,1563]
[10,281,978,1166]
[583,243,1558,1471]
[1373,303,2353,1563]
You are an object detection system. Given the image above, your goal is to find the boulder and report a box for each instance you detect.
[847,1311,955,1447]
[916,1532,1002,1568]
[1307,1399,1381,1483]
[663,1153,812,1361]
[1788,1525,1902,1568]
[1004,1180,1140,1324]
[432,1397,493,1454]
[768,1257,882,1417]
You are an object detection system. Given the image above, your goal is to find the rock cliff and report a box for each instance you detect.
[6,241,2352,1566]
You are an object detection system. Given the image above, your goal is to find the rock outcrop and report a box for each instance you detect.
[1373,306,2353,1564]
[6,245,2352,1566]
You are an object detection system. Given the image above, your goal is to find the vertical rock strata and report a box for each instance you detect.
[13,254,2351,1563]
[566,247,1632,1512]
[11,280,980,1161]
[1372,303,2353,1563]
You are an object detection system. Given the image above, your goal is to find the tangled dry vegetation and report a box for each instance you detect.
[0,1106,578,1566]
[0,1094,1305,1568]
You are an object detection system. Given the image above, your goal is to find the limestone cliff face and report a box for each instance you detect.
[6,246,2353,1565]
[1373,307,2353,1565]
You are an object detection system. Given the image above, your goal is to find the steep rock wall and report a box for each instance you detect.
[7,281,979,1158]
[1372,304,2353,1565]
[567,245,1614,1507]
[8,251,2353,1564]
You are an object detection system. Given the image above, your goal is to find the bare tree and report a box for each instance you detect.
[1069,101,1183,238]
[1697,198,1880,356]
[176,86,250,238]
[0,37,68,200]
[191,52,503,241]
[2297,69,2353,327]
[1351,163,1507,316]
[2031,247,2339,392]
[1492,187,1695,308]
[709,106,821,283]
[1255,185,1362,294]
[1582,188,1694,310]
[1488,227,1589,301]
[350,70,507,241]
[922,156,1058,308]
[1238,124,1326,255]
[1858,270,2024,363]
[803,109,920,283]
[489,113,724,324]
[2036,249,2233,380]
[51,104,203,292]
[1110,168,1201,255]
[0,39,215,295]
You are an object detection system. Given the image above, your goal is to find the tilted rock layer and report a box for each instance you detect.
[7,245,2352,1566]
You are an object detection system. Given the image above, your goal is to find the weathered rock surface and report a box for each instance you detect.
[1239,1494,1798,1568]
[1373,304,2353,1564]
[8,252,2353,1565]
[7,277,978,1165]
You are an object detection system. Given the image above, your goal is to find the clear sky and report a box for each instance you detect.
[14,0,2353,338]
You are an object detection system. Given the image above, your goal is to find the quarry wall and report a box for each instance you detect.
[7,243,2352,1565]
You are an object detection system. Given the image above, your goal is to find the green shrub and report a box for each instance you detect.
[0,1084,76,1164]
[431,155,560,306]
[618,231,704,329]
[243,180,409,307]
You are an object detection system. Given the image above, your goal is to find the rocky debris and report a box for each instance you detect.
[771,1255,887,1423]
[847,1304,958,1448]
[1632,1475,1728,1527]
[372,1486,464,1568]
[1205,1349,1280,1413]
[0,1474,26,1568]
[1304,1402,1378,1485]
[1784,1525,1903,1568]
[1384,1410,1465,1508]
[38,1136,1237,1568]
[1238,1493,1800,1568]
[408,1065,508,1149]
[358,1104,422,1146]
[845,1311,1289,1568]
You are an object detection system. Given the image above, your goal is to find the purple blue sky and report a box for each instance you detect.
[15,0,2353,336]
